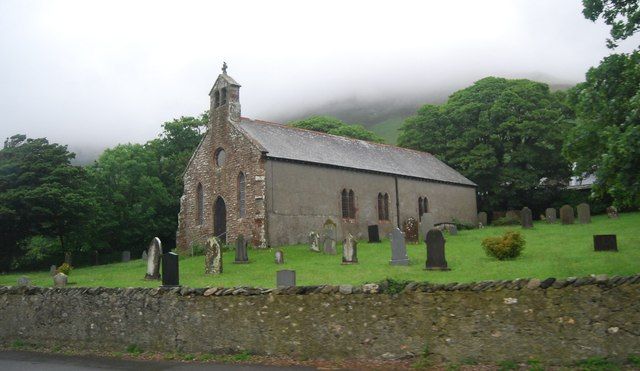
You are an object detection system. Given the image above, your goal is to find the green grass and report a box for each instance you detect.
[1,213,639,288]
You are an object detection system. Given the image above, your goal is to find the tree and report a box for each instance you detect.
[289,116,385,143]
[398,77,574,213]
[582,0,640,49]
[563,51,640,208]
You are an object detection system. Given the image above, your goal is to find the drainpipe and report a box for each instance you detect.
[394,176,400,228]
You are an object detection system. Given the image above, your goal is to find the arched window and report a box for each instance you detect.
[196,183,204,225]
[378,193,389,221]
[215,148,226,167]
[221,87,228,105]
[419,196,429,220]
[423,197,429,214]
[418,196,424,220]
[348,189,356,219]
[213,90,220,108]
[237,172,246,218]
[341,189,349,218]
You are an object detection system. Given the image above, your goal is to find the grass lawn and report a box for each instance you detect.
[2,212,639,288]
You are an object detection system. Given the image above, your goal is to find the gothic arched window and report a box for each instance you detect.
[348,189,356,219]
[237,172,246,218]
[215,148,226,167]
[341,189,356,219]
[419,196,429,220]
[378,193,389,221]
[196,182,204,225]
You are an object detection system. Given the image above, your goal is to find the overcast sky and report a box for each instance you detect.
[0,0,638,151]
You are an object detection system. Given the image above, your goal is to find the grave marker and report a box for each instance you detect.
[275,250,285,264]
[606,206,619,219]
[17,276,30,286]
[545,208,557,223]
[367,225,380,243]
[322,219,337,255]
[342,233,358,264]
[560,205,574,225]
[162,252,180,287]
[234,234,249,264]
[142,250,148,261]
[477,212,488,227]
[594,235,618,252]
[49,265,57,276]
[448,224,458,235]
[389,227,410,266]
[145,237,162,280]
[505,210,520,222]
[276,270,296,288]
[425,229,450,271]
[205,237,223,274]
[577,203,591,224]
[53,273,67,287]
[521,207,533,228]
[122,251,131,262]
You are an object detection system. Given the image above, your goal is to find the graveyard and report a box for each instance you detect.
[2,212,638,288]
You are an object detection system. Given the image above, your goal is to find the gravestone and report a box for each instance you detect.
[342,233,358,264]
[276,270,296,288]
[545,208,557,223]
[308,231,320,252]
[234,234,249,264]
[505,210,519,222]
[53,273,67,287]
[49,265,57,276]
[389,227,410,266]
[594,235,618,252]
[419,213,435,242]
[425,229,450,270]
[560,205,574,225]
[322,219,337,255]
[162,252,180,287]
[204,237,223,274]
[606,206,619,219]
[122,251,131,262]
[367,225,380,243]
[448,225,458,236]
[402,217,419,243]
[145,237,162,280]
[275,250,285,264]
[17,276,30,286]
[577,203,591,224]
[521,207,533,228]
[477,212,488,227]
[142,250,148,261]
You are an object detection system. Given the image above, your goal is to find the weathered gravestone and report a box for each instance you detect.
[505,210,520,222]
[53,273,67,287]
[425,229,450,271]
[594,235,618,252]
[367,225,380,243]
[402,217,419,243]
[577,203,591,224]
[49,265,57,276]
[17,276,30,286]
[545,208,557,223]
[308,231,320,252]
[145,237,162,280]
[448,224,458,236]
[234,234,249,264]
[322,219,337,255]
[204,237,223,274]
[560,205,574,225]
[389,227,410,266]
[419,212,435,242]
[477,212,488,227]
[606,206,619,218]
[142,250,148,261]
[342,233,358,264]
[521,207,533,228]
[162,252,180,287]
[275,250,285,264]
[122,251,131,262]
[276,270,296,288]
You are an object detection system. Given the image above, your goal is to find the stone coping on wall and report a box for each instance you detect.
[2,273,639,297]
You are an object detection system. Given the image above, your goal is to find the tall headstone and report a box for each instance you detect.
[322,219,337,255]
[560,205,574,225]
[122,251,131,262]
[577,203,591,224]
[53,273,67,287]
[389,227,410,266]
[545,208,557,223]
[521,207,533,228]
[308,231,320,252]
[402,217,419,243]
[234,234,249,264]
[367,225,380,243]
[205,237,223,274]
[275,249,285,264]
[606,206,619,219]
[419,213,435,242]
[276,270,296,288]
[342,233,358,264]
[425,229,450,270]
[162,252,180,287]
[594,235,618,252]
[145,237,162,280]
[477,212,488,227]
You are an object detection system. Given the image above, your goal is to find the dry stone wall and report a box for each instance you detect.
[1,275,639,364]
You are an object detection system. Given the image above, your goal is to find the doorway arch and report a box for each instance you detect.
[213,196,227,243]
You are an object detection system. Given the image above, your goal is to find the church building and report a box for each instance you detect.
[176,66,477,250]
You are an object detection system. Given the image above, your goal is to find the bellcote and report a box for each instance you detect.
[209,62,241,122]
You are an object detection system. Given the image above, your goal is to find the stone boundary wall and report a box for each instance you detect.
[1,275,639,364]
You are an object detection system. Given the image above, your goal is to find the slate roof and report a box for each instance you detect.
[235,118,476,187]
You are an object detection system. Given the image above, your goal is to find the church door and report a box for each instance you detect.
[213,196,227,243]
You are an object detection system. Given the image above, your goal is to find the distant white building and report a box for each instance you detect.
[568,174,596,190]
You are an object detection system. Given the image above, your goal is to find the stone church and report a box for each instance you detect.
[176,66,477,250]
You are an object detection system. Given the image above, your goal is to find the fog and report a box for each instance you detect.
[0,0,638,158]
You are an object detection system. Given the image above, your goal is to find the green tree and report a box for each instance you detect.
[582,0,640,49]
[289,116,385,143]
[398,77,574,213]
[563,51,640,208]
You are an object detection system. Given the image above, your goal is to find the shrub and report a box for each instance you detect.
[482,231,525,260]
[191,244,205,256]
[379,278,411,294]
[492,216,520,226]
[57,262,73,275]
[451,218,475,230]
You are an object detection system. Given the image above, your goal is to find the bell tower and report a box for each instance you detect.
[209,62,241,123]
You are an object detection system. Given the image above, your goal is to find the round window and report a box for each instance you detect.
[215,148,226,167]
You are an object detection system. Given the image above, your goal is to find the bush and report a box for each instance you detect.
[492,216,520,226]
[57,262,73,275]
[482,231,525,260]
[451,218,475,230]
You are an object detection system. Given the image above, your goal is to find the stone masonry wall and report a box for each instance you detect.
[1,275,639,364]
